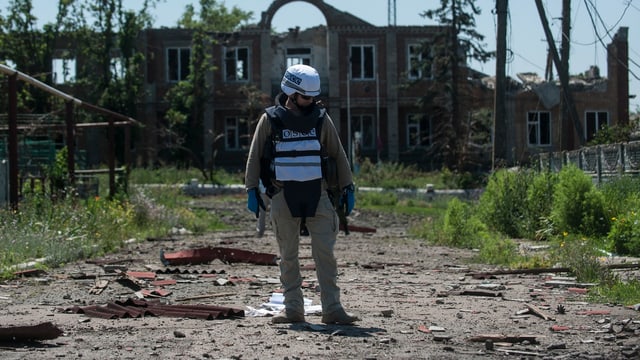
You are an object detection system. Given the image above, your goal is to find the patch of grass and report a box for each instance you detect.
[355,159,444,189]
[128,167,242,185]
[0,180,227,279]
[588,279,640,306]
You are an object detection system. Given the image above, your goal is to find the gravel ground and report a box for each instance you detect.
[1,193,639,359]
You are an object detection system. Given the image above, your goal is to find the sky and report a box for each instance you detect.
[21,0,640,111]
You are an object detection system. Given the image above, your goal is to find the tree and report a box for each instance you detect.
[420,0,493,171]
[162,0,253,175]
[0,0,157,168]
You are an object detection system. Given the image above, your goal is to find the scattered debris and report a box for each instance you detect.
[432,334,452,341]
[102,264,128,273]
[470,262,640,278]
[495,348,543,356]
[12,268,47,277]
[545,279,596,288]
[468,334,539,344]
[0,322,63,341]
[137,288,172,298]
[381,309,393,317]
[524,303,556,321]
[126,271,156,280]
[60,298,245,320]
[361,261,412,269]
[88,279,109,295]
[154,268,226,275]
[576,310,611,316]
[150,279,177,287]
[160,247,278,266]
[455,289,503,297]
[86,258,142,266]
[417,325,431,333]
[175,292,236,302]
[116,273,146,291]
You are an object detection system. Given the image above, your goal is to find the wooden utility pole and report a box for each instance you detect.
[493,0,508,169]
[560,0,572,150]
[534,0,585,145]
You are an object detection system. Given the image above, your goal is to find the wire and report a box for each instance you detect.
[583,0,640,81]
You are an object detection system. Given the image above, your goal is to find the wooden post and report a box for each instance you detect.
[493,0,508,168]
[8,73,19,211]
[108,117,115,199]
[65,100,75,186]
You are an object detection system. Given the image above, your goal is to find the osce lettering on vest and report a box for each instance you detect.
[274,128,322,182]
[283,128,316,139]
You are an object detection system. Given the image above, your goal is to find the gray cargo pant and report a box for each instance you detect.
[270,190,343,317]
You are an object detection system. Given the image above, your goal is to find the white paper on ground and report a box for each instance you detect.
[245,293,322,317]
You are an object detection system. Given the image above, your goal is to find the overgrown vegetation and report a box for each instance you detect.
[411,164,640,305]
[0,167,229,280]
[3,161,640,305]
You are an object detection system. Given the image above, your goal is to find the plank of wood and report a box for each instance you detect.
[175,292,236,302]
[467,334,540,343]
[525,303,556,321]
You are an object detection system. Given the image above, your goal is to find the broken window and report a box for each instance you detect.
[527,111,551,146]
[225,47,249,82]
[351,114,376,150]
[407,114,430,148]
[350,45,375,80]
[585,111,609,142]
[167,47,190,82]
[408,43,432,80]
[286,48,311,67]
[52,57,76,84]
[225,117,249,150]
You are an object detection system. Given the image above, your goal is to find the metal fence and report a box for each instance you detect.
[536,141,640,183]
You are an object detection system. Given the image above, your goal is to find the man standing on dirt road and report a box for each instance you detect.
[244,64,359,325]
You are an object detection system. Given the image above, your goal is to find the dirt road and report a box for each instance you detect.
[1,194,639,359]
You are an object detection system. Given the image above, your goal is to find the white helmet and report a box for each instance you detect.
[281,64,321,97]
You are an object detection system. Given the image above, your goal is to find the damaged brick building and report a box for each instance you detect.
[136,0,496,171]
[491,27,631,165]
[9,0,628,172]
[136,0,630,170]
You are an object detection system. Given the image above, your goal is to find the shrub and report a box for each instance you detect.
[477,235,519,266]
[551,233,614,284]
[525,171,557,240]
[608,196,640,256]
[442,198,486,248]
[600,175,640,221]
[551,164,610,237]
[478,168,532,238]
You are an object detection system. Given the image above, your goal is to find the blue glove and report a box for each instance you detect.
[247,188,266,218]
[339,184,355,216]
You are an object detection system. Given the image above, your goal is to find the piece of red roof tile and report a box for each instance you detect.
[576,310,611,316]
[151,279,177,286]
[161,247,277,266]
[126,271,156,280]
[61,298,244,320]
